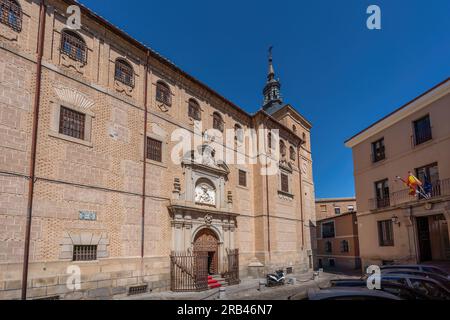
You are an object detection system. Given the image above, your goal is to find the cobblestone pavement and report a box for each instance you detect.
[120,271,361,301]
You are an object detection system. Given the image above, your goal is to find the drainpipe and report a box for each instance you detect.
[297,142,305,250]
[21,0,47,300]
[141,51,150,259]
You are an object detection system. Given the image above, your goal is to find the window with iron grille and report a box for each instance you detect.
[413,115,432,145]
[213,113,224,132]
[238,170,247,187]
[281,173,289,193]
[372,138,385,162]
[115,59,134,87]
[73,245,97,261]
[322,221,335,238]
[60,30,87,64]
[0,0,22,31]
[378,220,394,246]
[147,137,162,162]
[341,240,349,253]
[156,82,171,106]
[59,106,86,140]
[188,99,201,120]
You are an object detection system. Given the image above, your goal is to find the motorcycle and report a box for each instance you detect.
[266,269,285,287]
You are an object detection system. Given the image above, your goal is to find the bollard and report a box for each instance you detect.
[219,287,226,300]
[313,271,319,281]
[258,280,266,291]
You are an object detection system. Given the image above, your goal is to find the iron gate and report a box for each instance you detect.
[170,250,208,292]
[223,249,240,285]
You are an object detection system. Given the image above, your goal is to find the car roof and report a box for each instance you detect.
[381,273,441,283]
[308,287,402,300]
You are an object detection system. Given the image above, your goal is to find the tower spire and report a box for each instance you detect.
[268,46,275,80]
[262,46,283,111]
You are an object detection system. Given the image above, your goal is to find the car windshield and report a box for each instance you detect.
[410,279,450,300]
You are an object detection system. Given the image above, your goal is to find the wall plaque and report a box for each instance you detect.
[79,211,97,221]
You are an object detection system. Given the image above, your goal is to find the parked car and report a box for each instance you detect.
[380,265,450,280]
[306,287,403,300]
[379,268,450,291]
[337,273,450,300]
[329,279,431,300]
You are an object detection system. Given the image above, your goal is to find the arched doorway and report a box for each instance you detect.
[194,228,219,275]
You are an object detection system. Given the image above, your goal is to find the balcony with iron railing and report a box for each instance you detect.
[369,178,450,211]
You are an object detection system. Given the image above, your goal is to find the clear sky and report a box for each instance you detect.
[78,0,450,198]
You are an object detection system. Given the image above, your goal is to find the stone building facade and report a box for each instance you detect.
[345,78,450,269]
[315,199,360,271]
[0,0,316,299]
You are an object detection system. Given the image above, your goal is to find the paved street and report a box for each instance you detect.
[120,271,362,300]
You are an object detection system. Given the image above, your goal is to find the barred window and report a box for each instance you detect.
[115,59,134,87]
[213,112,224,132]
[188,99,201,120]
[0,0,22,32]
[281,172,289,193]
[156,81,171,106]
[60,30,87,64]
[73,245,97,261]
[59,106,86,140]
[147,137,162,162]
[238,170,247,187]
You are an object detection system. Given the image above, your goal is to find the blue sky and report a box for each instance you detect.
[79,0,450,198]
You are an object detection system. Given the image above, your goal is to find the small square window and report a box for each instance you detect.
[334,207,341,215]
[320,205,327,212]
[73,245,97,261]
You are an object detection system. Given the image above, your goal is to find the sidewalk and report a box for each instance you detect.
[119,271,358,300]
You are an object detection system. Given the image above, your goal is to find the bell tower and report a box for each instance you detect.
[262,46,283,112]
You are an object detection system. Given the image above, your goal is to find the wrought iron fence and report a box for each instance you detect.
[369,178,450,210]
[170,251,208,292]
[223,249,240,286]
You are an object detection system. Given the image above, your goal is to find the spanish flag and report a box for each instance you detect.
[406,172,423,196]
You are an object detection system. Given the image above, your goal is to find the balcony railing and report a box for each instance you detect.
[369,178,450,210]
